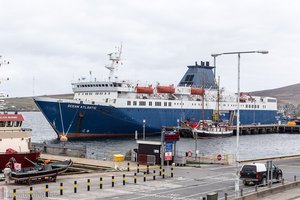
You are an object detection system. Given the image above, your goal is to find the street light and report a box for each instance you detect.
[211,50,268,198]
[143,119,146,140]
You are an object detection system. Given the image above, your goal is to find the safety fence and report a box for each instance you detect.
[175,151,235,165]
[8,165,174,200]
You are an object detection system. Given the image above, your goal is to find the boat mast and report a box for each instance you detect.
[0,56,9,111]
[217,76,220,122]
[105,45,122,82]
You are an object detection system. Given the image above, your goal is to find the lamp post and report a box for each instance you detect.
[143,119,146,140]
[211,50,268,198]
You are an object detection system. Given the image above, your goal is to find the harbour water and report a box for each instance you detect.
[22,112,300,161]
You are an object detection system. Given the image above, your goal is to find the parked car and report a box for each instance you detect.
[240,162,283,186]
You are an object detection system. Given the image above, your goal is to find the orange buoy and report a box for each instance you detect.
[60,135,68,142]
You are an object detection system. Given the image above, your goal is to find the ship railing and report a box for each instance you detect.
[0,128,32,132]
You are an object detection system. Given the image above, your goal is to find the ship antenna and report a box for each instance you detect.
[105,44,123,82]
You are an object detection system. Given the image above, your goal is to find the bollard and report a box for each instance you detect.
[74,181,77,193]
[159,166,162,176]
[171,167,174,178]
[60,183,63,195]
[240,188,243,196]
[127,163,130,171]
[87,179,90,191]
[255,185,258,192]
[162,169,165,179]
[294,175,297,181]
[144,172,146,182]
[123,174,126,185]
[45,185,49,197]
[224,193,228,200]
[137,163,140,173]
[112,176,115,187]
[153,170,156,180]
[134,173,137,184]
[13,189,16,200]
[147,165,149,174]
[29,187,33,200]
[282,178,285,185]
[100,177,103,189]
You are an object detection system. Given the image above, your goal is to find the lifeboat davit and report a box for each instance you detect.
[191,87,205,95]
[156,85,175,94]
[136,86,154,94]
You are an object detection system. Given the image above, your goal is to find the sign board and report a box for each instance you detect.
[165,151,172,161]
[217,154,222,161]
[165,143,172,152]
[164,131,180,141]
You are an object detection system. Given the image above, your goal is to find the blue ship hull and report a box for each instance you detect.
[34,98,278,138]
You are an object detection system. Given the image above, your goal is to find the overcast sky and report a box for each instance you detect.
[0,0,299,97]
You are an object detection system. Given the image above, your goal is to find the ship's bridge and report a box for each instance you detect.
[72,81,135,103]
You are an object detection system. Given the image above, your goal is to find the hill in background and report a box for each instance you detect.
[3,94,73,111]
[251,83,300,105]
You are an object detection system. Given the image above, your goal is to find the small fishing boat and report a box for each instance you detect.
[193,77,233,138]
[193,121,233,138]
[5,159,73,184]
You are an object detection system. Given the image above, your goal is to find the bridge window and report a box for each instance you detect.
[133,101,137,106]
[127,101,131,106]
[139,101,146,106]
[149,102,152,106]
[155,102,161,106]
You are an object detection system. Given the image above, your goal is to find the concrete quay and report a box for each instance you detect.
[1,155,300,199]
[230,124,300,135]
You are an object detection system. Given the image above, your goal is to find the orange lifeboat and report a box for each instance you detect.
[136,86,154,94]
[156,85,175,94]
[191,87,205,95]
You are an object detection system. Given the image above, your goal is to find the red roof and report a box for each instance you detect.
[0,114,24,121]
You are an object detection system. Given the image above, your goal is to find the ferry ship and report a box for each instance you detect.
[34,47,278,139]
